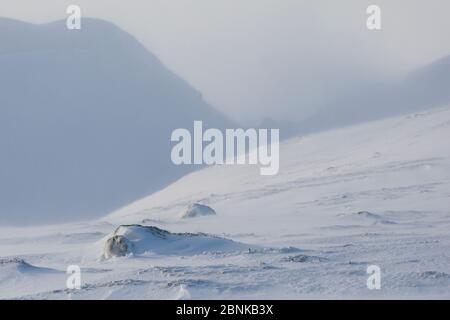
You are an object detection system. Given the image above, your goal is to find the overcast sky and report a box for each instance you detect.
[2,0,450,123]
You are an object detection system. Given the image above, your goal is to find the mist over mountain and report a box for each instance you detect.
[1,16,448,225]
[0,18,233,224]
[298,55,450,133]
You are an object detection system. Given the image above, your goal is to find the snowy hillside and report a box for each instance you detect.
[1,107,450,299]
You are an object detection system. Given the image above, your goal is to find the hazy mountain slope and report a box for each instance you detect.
[297,55,450,134]
[0,18,233,224]
[1,106,450,299]
[107,106,450,233]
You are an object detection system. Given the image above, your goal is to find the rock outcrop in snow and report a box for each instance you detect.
[103,225,251,258]
[104,235,133,258]
[0,258,58,274]
[182,203,216,219]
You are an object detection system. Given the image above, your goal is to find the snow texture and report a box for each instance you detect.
[1,107,450,299]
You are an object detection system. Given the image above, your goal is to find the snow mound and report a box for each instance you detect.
[0,258,58,274]
[102,225,253,258]
[182,203,216,219]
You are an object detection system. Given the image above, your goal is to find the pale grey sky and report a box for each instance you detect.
[1,0,450,123]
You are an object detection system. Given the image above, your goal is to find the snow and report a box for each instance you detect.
[1,107,450,299]
[182,204,217,219]
[101,225,253,258]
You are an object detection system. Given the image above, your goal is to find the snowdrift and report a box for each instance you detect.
[102,225,253,258]
[2,107,450,298]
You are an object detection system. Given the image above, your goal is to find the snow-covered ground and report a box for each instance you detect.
[1,107,450,299]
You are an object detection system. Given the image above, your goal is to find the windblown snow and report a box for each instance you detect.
[1,107,450,299]
[102,225,252,258]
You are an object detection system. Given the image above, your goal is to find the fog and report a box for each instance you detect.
[0,18,232,224]
[2,0,450,124]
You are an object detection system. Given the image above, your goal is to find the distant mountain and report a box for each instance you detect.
[400,55,450,108]
[298,55,450,133]
[257,118,300,140]
[0,18,233,224]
